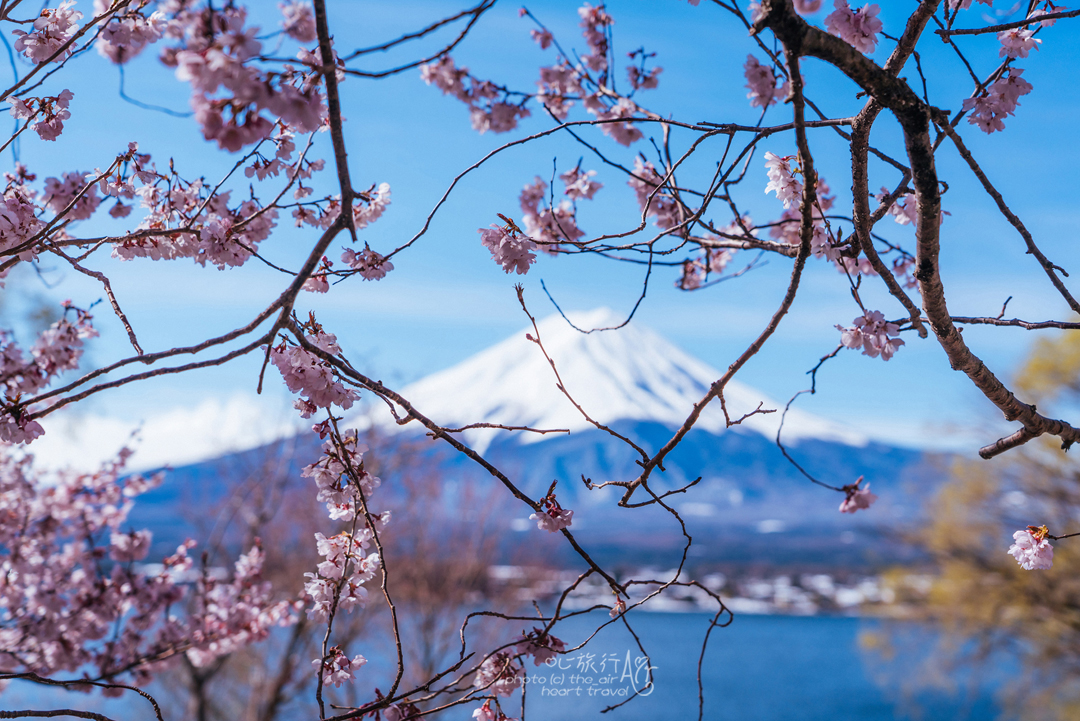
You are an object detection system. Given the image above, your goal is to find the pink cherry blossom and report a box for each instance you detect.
[839,477,877,513]
[0,450,296,684]
[998,28,1040,59]
[627,65,662,91]
[474,651,524,697]
[473,701,497,721]
[531,28,554,49]
[342,247,394,280]
[94,2,166,64]
[517,628,567,665]
[280,1,318,42]
[520,177,548,216]
[561,167,603,200]
[578,3,614,73]
[12,1,82,64]
[962,69,1033,134]
[763,152,803,210]
[43,171,102,220]
[479,224,537,275]
[1008,526,1054,570]
[836,310,904,360]
[795,0,823,13]
[268,331,359,416]
[536,62,582,120]
[610,597,627,618]
[314,647,367,688]
[824,0,883,55]
[744,55,789,109]
[529,492,574,532]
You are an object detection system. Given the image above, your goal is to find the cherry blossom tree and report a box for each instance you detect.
[1,0,1080,719]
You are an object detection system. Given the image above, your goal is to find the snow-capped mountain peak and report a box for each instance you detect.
[364,308,868,453]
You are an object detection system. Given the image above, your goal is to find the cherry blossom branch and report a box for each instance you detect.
[284,319,626,593]
[0,1,131,102]
[514,285,650,462]
[314,0,355,232]
[948,317,1080,330]
[343,0,496,78]
[936,8,1080,36]
[0,710,118,720]
[940,122,1080,316]
[0,674,163,721]
[775,345,845,492]
[342,0,494,60]
[620,41,818,502]
[48,247,144,356]
[431,422,570,436]
[755,0,1080,460]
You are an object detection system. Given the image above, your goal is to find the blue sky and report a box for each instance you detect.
[9,0,1080,468]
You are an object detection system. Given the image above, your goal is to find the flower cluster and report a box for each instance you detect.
[167,5,326,151]
[314,646,368,688]
[300,431,388,690]
[421,56,530,134]
[962,69,1033,134]
[13,1,82,64]
[824,0,883,55]
[585,94,643,146]
[517,628,567,666]
[836,310,904,361]
[998,28,1040,59]
[186,542,300,667]
[0,304,97,443]
[479,218,538,275]
[94,1,166,64]
[839,476,877,513]
[0,450,295,684]
[280,1,318,43]
[474,651,525,697]
[268,329,359,418]
[516,168,601,253]
[8,89,75,142]
[744,55,789,109]
[578,3,614,74]
[763,152,803,210]
[342,246,394,280]
[112,139,302,268]
[1008,525,1054,570]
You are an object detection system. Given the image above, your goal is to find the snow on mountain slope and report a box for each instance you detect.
[360,308,868,454]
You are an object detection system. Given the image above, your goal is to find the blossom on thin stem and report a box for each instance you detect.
[530,489,574,532]
[839,476,877,513]
[1008,525,1054,570]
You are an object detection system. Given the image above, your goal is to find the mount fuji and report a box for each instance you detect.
[358,307,868,455]
[134,309,941,569]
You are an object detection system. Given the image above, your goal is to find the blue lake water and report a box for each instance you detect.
[0,613,1002,720]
